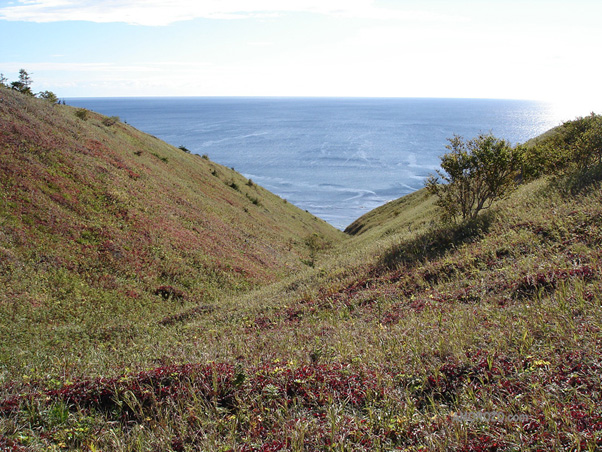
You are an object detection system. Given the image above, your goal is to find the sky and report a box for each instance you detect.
[1,0,601,112]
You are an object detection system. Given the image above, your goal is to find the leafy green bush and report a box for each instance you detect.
[426,134,522,222]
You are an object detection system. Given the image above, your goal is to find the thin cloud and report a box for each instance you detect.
[0,0,383,25]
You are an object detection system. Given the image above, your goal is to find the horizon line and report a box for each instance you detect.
[62,94,544,102]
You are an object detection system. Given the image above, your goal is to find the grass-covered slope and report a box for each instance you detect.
[0,88,342,296]
[0,87,343,377]
[1,92,601,451]
[344,187,437,238]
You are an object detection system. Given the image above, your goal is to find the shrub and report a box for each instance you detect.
[574,113,602,167]
[154,285,185,301]
[151,152,168,163]
[37,90,59,104]
[303,233,331,267]
[426,134,522,222]
[102,116,120,126]
[522,113,602,178]
[75,108,89,121]
[246,193,261,206]
[178,145,190,153]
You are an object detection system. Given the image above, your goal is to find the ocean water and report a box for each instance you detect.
[66,97,564,230]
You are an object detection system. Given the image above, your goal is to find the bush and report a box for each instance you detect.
[75,109,89,121]
[426,134,522,222]
[154,285,185,301]
[102,116,120,126]
[37,90,59,104]
[522,113,602,178]
[303,233,331,267]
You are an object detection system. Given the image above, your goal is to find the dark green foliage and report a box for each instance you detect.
[154,285,185,301]
[426,134,522,222]
[10,69,34,96]
[37,90,59,104]
[178,145,190,153]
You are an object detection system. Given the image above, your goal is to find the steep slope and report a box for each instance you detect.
[2,93,601,451]
[0,87,343,325]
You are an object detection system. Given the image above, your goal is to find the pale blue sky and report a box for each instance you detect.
[1,0,601,113]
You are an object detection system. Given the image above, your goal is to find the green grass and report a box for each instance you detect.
[1,87,601,451]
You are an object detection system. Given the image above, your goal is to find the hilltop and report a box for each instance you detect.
[1,88,601,451]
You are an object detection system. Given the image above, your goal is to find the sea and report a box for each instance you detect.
[65,97,569,230]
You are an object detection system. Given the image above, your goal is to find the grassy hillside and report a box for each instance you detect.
[1,90,601,451]
[0,87,343,382]
[344,187,437,237]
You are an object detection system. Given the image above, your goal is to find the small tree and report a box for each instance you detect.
[10,69,34,95]
[426,133,522,222]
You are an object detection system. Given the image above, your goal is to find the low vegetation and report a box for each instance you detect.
[1,84,601,450]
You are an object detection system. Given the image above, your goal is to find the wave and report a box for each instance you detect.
[200,131,271,147]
